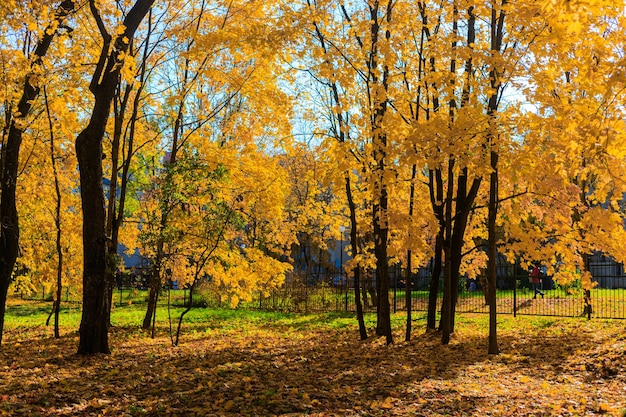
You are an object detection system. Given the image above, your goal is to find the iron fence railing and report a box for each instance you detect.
[255,266,626,319]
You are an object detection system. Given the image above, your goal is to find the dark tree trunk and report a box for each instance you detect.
[427,168,444,330]
[308,3,368,339]
[174,283,195,346]
[44,87,64,339]
[374,213,392,345]
[439,4,481,340]
[76,108,113,354]
[487,150,499,355]
[440,3,459,344]
[104,83,132,318]
[441,159,455,344]
[427,233,443,330]
[0,0,75,345]
[142,252,162,330]
[405,164,418,341]
[370,0,394,346]
[450,5,478,334]
[77,0,155,355]
[487,1,506,355]
[346,175,368,340]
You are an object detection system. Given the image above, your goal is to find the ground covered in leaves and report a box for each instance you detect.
[1,303,625,416]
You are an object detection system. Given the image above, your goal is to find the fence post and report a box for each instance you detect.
[513,273,517,318]
[305,276,308,314]
[393,266,397,314]
[585,289,592,320]
[513,275,517,317]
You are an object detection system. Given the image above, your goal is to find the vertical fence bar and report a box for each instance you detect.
[513,272,517,318]
[256,261,626,319]
[393,265,398,314]
[305,276,308,313]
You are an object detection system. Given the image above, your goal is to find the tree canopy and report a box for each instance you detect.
[0,0,625,352]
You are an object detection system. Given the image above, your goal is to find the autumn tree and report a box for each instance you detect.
[0,0,74,345]
[485,0,507,355]
[295,0,407,344]
[138,0,206,332]
[293,3,371,338]
[136,0,295,331]
[76,0,154,355]
[385,1,515,348]
[501,0,626,307]
[103,4,161,320]
[280,141,366,336]
[145,150,293,345]
[281,144,340,277]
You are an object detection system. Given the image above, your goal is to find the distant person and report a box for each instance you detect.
[530,264,544,299]
[115,268,122,290]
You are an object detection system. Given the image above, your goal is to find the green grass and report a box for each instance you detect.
[4,301,82,328]
[3,295,382,337]
[7,284,624,341]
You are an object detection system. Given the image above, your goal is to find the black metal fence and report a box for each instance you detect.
[255,264,626,319]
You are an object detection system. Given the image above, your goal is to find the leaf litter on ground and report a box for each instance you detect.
[0,309,625,416]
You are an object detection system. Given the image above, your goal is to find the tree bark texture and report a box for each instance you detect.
[346,175,368,341]
[487,150,500,355]
[487,0,506,355]
[77,0,155,354]
[427,169,444,330]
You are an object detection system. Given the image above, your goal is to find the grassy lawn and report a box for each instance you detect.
[1,296,625,416]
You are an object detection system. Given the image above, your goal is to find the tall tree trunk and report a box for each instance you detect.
[0,0,75,345]
[448,4,477,334]
[441,159,455,344]
[487,0,506,355]
[77,0,155,355]
[428,232,443,330]
[370,0,394,346]
[44,87,64,339]
[346,175,368,340]
[76,112,112,354]
[308,1,368,339]
[405,164,418,341]
[427,169,444,330]
[487,150,499,354]
[440,1,459,343]
[104,83,131,318]
[109,14,151,303]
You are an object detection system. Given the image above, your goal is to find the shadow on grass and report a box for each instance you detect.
[5,303,56,317]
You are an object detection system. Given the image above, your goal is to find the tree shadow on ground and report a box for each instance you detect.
[2,317,620,416]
